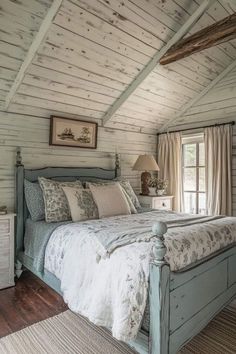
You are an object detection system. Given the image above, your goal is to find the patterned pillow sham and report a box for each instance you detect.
[62,187,98,222]
[117,179,141,210]
[24,179,45,221]
[38,177,83,222]
[86,179,140,212]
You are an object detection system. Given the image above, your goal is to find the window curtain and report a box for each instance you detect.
[157,132,182,212]
[204,124,232,216]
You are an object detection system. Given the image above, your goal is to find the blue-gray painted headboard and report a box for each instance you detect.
[15,147,121,256]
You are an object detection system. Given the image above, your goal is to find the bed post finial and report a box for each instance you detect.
[152,222,167,265]
[115,153,121,177]
[16,147,23,166]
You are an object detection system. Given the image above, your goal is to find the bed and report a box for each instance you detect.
[15,148,236,354]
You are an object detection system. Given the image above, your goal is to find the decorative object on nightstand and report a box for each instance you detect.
[138,195,174,211]
[132,154,159,195]
[0,213,15,289]
[147,177,168,196]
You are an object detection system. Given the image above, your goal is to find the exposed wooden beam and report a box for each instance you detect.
[4,0,63,111]
[159,59,236,132]
[160,13,236,65]
[102,0,216,126]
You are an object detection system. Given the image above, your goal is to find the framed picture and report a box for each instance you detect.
[50,116,98,149]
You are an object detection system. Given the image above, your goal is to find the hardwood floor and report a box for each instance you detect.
[0,271,67,338]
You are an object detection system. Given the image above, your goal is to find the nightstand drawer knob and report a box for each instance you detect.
[162,202,166,207]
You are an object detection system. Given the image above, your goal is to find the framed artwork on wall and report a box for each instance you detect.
[50,116,98,149]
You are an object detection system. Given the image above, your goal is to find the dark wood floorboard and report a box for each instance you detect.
[0,271,67,338]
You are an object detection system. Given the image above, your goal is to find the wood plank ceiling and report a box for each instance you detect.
[0,0,236,133]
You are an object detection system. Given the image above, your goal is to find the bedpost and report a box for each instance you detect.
[149,222,170,354]
[15,147,25,260]
[115,153,121,178]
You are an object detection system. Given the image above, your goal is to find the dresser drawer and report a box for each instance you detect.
[0,219,10,234]
[153,198,171,210]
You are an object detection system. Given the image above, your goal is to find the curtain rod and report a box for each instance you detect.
[157,121,235,136]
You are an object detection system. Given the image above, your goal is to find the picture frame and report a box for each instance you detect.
[50,116,98,149]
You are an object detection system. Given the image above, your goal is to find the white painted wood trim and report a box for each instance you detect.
[159,59,236,132]
[4,0,63,110]
[0,213,15,289]
[102,0,216,126]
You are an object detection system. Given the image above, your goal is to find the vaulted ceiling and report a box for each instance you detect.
[0,0,236,133]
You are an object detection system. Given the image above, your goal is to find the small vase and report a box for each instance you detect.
[148,187,157,196]
[157,189,165,196]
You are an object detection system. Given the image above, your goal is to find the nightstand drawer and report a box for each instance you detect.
[153,198,171,210]
[0,219,10,234]
[137,195,174,211]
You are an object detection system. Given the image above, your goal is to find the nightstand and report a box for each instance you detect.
[0,213,15,289]
[138,195,174,211]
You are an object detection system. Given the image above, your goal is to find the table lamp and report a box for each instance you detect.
[133,154,160,195]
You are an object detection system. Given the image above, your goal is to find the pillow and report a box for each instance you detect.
[117,179,141,210]
[38,177,83,222]
[89,183,131,218]
[24,179,45,221]
[62,187,98,222]
[86,180,138,214]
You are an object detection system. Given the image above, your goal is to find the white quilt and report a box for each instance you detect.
[45,210,236,341]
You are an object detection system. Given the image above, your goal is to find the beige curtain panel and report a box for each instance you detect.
[204,124,232,216]
[158,132,182,212]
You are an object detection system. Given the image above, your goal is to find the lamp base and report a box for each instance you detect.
[141,171,151,196]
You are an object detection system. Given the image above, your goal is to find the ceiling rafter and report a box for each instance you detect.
[159,12,236,65]
[159,59,236,132]
[102,0,216,126]
[4,0,63,111]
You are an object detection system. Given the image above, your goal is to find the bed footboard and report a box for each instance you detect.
[147,222,236,354]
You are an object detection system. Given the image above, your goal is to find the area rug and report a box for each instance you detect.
[0,302,235,354]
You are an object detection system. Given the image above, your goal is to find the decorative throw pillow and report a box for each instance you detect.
[86,180,138,214]
[62,187,98,222]
[38,177,83,222]
[89,183,131,218]
[24,179,45,221]
[117,179,141,210]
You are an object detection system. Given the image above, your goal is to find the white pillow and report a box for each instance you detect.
[89,183,131,218]
[87,180,137,214]
[62,187,98,222]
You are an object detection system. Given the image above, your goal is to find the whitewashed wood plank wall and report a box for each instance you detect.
[0,111,156,211]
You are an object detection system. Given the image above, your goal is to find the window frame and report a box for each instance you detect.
[182,136,205,214]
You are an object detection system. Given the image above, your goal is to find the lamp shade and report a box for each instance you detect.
[133,154,160,172]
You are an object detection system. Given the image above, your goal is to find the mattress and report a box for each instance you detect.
[24,218,71,272]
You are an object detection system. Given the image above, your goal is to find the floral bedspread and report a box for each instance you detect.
[44,210,236,341]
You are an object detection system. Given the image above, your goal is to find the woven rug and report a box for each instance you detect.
[0,302,235,354]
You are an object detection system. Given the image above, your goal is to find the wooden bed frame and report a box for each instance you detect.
[15,148,236,354]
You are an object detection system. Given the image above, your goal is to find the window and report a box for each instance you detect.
[182,136,206,214]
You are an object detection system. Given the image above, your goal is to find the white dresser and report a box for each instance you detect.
[0,213,15,289]
[138,195,174,211]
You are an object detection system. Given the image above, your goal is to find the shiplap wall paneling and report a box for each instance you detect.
[170,61,236,129]
[0,112,156,211]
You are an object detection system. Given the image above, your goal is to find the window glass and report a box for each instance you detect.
[182,138,206,214]
[184,192,196,214]
[199,167,205,192]
[183,144,196,166]
[183,168,196,191]
[199,193,206,215]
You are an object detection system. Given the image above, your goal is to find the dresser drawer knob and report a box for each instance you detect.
[162,202,166,207]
